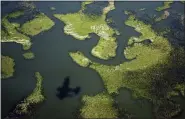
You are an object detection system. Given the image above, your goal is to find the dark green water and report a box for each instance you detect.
[1,1,185,119]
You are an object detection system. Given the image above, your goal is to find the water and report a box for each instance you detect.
[115,88,154,119]
[1,1,185,119]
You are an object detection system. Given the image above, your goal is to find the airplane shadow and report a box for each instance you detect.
[56,76,81,100]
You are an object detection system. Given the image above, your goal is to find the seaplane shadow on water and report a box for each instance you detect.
[56,76,81,100]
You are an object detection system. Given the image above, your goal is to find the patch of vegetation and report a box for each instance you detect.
[23,52,35,59]
[81,0,94,11]
[102,0,115,15]
[91,37,117,60]
[155,11,170,22]
[181,1,185,3]
[70,13,185,118]
[154,99,181,119]
[70,13,172,94]
[80,93,118,118]
[1,55,15,79]
[7,10,24,18]
[1,11,31,50]
[139,8,146,11]
[54,1,117,60]
[12,72,44,115]
[50,7,56,11]
[174,83,185,97]
[20,13,55,36]
[18,1,36,10]
[156,1,173,11]
[11,23,21,28]
[54,13,114,40]
[69,51,91,67]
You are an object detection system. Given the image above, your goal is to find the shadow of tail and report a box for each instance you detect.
[73,86,81,95]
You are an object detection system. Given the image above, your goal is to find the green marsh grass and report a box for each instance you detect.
[1,55,15,79]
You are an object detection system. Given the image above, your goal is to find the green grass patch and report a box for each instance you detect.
[70,11,185,119]
[7,10,24,18]
[102,1,115,15]
[156,1,173,11]
[80,93,118,118]
[54,1,117,60]
[54,13,113,40]
[81,0,94,11]
[23,52,35,59]
[155,11,170,22]
[11,22,21,28]
[13,72,44,115]
[20,13,55,36]
[1,55,15,79]
[91,37,117,60]
[1,11,31,50]
[69,51,91,67]
[70,14,172,95]
[71,47,185,118]
[174,84,185,97]
[50,7,56,11]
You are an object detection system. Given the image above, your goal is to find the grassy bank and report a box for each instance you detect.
[1,55,15,79]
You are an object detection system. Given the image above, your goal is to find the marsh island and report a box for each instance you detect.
[1,55,15,79]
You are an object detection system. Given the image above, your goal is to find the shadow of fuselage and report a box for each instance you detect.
[56,76,81,100]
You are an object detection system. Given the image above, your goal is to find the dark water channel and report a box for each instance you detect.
[1,1,185,119]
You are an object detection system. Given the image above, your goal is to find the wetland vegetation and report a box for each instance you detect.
[2,1,185,119]
[69,51,91,67]
[23,52,35,59]
[54,0,118,60]
[1,10,31,50]
[80,93,118,118]
[156,1,173,11]
[70,11,185,118]
[50,7,56,11]
[1,9,54,62]
[155,10,170,22]
[20,13,55,36]
[6,72,44,117]
[1,55,15,79]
